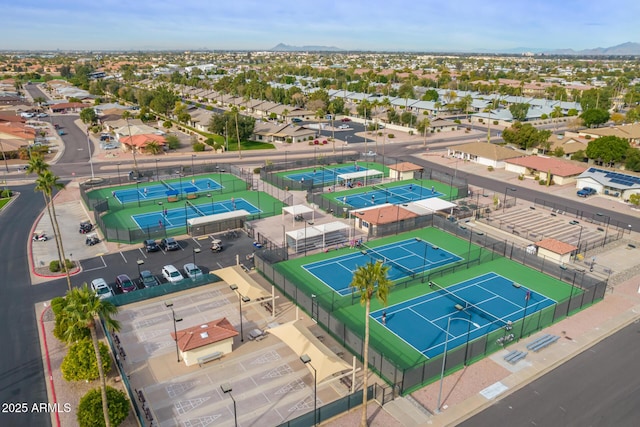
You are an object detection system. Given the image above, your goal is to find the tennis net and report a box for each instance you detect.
[160,179,174,190]
[372,185,412,204]
[361,244,417,278]
[186,200,206,217]
[429,281,506,325]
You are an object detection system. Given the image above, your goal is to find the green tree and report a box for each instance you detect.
[165,134,181,150]
[77,387,129,427]
[62,284,121,427]
[502,122,552,150]
[580,109,610,128]
[417,118,431,146]
[585,136,629,166]
[35,169,71,291]
[61,339,111,382]
[80,107,97,125]
[625,147,640,172]
[145,141,162,155]
[397,82,415,99]
[349,261,391,427]
[150,85,178,116]
[629,193,640,206]
[421,89,439,102]
[509,103,530,121]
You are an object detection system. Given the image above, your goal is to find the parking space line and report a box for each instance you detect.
[82,256,107,273]
[191,238,202,248]
[138,248,147,259]
[119,252,128,263]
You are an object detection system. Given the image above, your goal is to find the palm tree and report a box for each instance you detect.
[350,261,391,427]
[62,284,120,427]
[35,170,72,291]
[231,107,242,159]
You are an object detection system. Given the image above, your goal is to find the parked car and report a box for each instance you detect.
[162,265,184,283]
[291,117,303,123]
[90,278,113,299]
[183,263,203,279]
[58,129,66,136]
[341,117,351,122]
[160,237,180,251]
[115,274,136,293]
[577,187,597,197]
[139,270,160,287]
[144,239,160,252]
[37,113,48,118]
[338,124,349,129]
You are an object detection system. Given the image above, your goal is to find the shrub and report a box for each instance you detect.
[0,189,12,198]
[204,137,215,146]
[479,119,484,123]
[165,134,181,149]
[493,120,499,125]
[49,259,73,272]
[61,339,111,382]
[205,105,213,111]
[539,179,547,185]
[286,137,292,143]
[409,130,414,135]
[487,166,494,171]
[454,119,461,124]
[253,167,261,174]
[518,174,524,181]
[162,120,172,129]
[541,114,548,120]
[388,134,395,139]
[192,142,205,152]
[77,386,129,427]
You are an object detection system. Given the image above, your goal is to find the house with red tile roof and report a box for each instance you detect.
[505,155,588,185]
[170,317,238,367]
[119,134,166,153]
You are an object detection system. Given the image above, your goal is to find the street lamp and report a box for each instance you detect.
[596,212,610,247]
[512,283,531,340]
[436,315,480,413]
[207,193,214,214]
[136,259,144,277]
[503,187,516,213]
[572,223,583,258]
[191,154,196,176]
[229,284,250,342]
[155,158,159,180]
[300,354,317,426]
[192,247,201,267]
[220,383,237,427]
[136,181,141,207]
[116,162,121,184]
[165,302,183,363]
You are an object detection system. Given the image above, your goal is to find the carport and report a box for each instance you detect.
[269,320,357,390]
[407,198,458,214]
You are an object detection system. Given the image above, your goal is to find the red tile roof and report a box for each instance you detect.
[120,134,166,148]
[171,317,238,352]
[536,238,577,255]
[505,156,587,177]
[356,205,417,225]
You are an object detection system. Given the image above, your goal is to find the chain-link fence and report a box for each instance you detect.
[254,214,608,395]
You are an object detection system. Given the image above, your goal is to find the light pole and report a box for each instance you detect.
[229,284,250,342]
[220,383,237,427]
[136,181,141,207]
[192,247,201,267]
[300,354,317,426]
[596,212,610,247]
[86,129,95,180]
[165,302,183,363]
[512,283,531,340]
[207,193,214,214]
[436,315,480,413]
[155,158,159,180]
[191,154,195,176]
[116,162,121,184]
[573,223,583,258]
[503,187,516,213]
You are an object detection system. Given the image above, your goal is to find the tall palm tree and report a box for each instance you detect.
[62,284,120,427]
[35,170,72,291]
[350,261,391,427]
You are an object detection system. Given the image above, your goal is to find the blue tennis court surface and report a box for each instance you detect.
[338,184,442,208]
[131,198,260,230]
[285,164,369,185]
[303,238,462,296]
[113,178,221,204]
[372,272,556,358]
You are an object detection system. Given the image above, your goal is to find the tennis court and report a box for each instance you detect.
[302,238,462,296]
[285,164,369,185]
[113,178,221,204]
[371,272,556,358]
[131,198,261,230]
[338,184,443,208]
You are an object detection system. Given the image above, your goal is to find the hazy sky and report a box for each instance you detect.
[2,0,638,51]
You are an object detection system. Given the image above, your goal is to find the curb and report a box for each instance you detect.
[38,303,61,427]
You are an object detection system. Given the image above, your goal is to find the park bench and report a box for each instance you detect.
[197,351,223,367]
[167,196,178,202]
[504,350,528,364]
[187,193,197,200]
[526,335,560,352]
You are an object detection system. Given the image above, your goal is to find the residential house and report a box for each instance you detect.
[545,133,589,159]
[504,156,587,185]
[579,123,640,145]
[119,134,166,154]
[251,121,315,144]
[447,142,524,169]
[575,167,640,200]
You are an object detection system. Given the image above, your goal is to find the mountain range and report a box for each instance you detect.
[269,42,640,56]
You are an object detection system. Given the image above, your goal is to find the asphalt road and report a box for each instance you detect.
[0,185,59,426]
[459,320,640,427]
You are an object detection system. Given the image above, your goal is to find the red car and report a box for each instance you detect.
[341,117,351,122]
